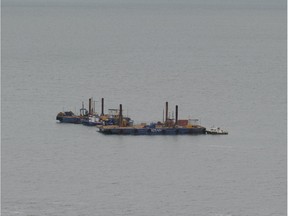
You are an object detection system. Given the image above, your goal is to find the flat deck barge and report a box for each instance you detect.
[98,102,206,135]
[98,125,206,135]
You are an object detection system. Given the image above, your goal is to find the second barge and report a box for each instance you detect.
[98,102,206,135]
[98,124,206,135]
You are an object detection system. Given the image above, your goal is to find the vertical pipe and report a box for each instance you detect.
[165,101,168,122]
[89,98,92,115]
[101,98,104,116]
[175,105,178,126]
[119,104,123,127]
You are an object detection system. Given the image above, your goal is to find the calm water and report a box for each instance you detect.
[2,1,286,215]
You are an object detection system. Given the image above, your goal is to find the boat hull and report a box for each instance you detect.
[81,120,103,126]
[206,127,228,135]
[98,127,206,135]
[206,131,228,135]
[56,116,82,124]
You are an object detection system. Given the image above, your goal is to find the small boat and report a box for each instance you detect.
[81,115,103,126]
[206,127,228,135]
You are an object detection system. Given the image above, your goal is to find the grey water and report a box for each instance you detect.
[1,0,286,215]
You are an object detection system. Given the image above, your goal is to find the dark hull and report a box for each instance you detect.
[56,116,82,124]
[81,120,103,126]
[98,127,206,135]
[206,131,228,135]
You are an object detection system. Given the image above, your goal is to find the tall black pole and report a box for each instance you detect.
[101,98,104,116]
[119,104,123,127]
[89,98,92,115]
[165,101,168,123]
[175,105,178,126]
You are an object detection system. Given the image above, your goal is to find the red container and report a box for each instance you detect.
[177,119,188,126]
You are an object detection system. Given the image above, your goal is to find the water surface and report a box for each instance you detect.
[2,1,286,215]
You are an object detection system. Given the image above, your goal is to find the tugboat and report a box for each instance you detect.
[206,127,228,135]
[98,102,206,135]
[81,98,102,126]
[81,115,103,126]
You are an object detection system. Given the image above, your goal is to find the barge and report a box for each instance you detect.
[57,99,227,136]
[56,101,89,124]
[57,98,132,126]
[98,124,206,135]
[56,111,84,124]
[98,102,206,135]
[56,98,102,125]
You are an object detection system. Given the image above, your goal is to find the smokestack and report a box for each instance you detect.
[89,98,92,115]
[175,105,178,126]
[119,104,123,127]
[165,101,168,122]
[101,98,104,116]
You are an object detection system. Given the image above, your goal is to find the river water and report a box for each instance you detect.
[2,0,286,215]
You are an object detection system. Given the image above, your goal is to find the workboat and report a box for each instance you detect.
[81,98,120,126]
[98,102,206,135]
[206,127,228,135]
[81,115,103,126]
